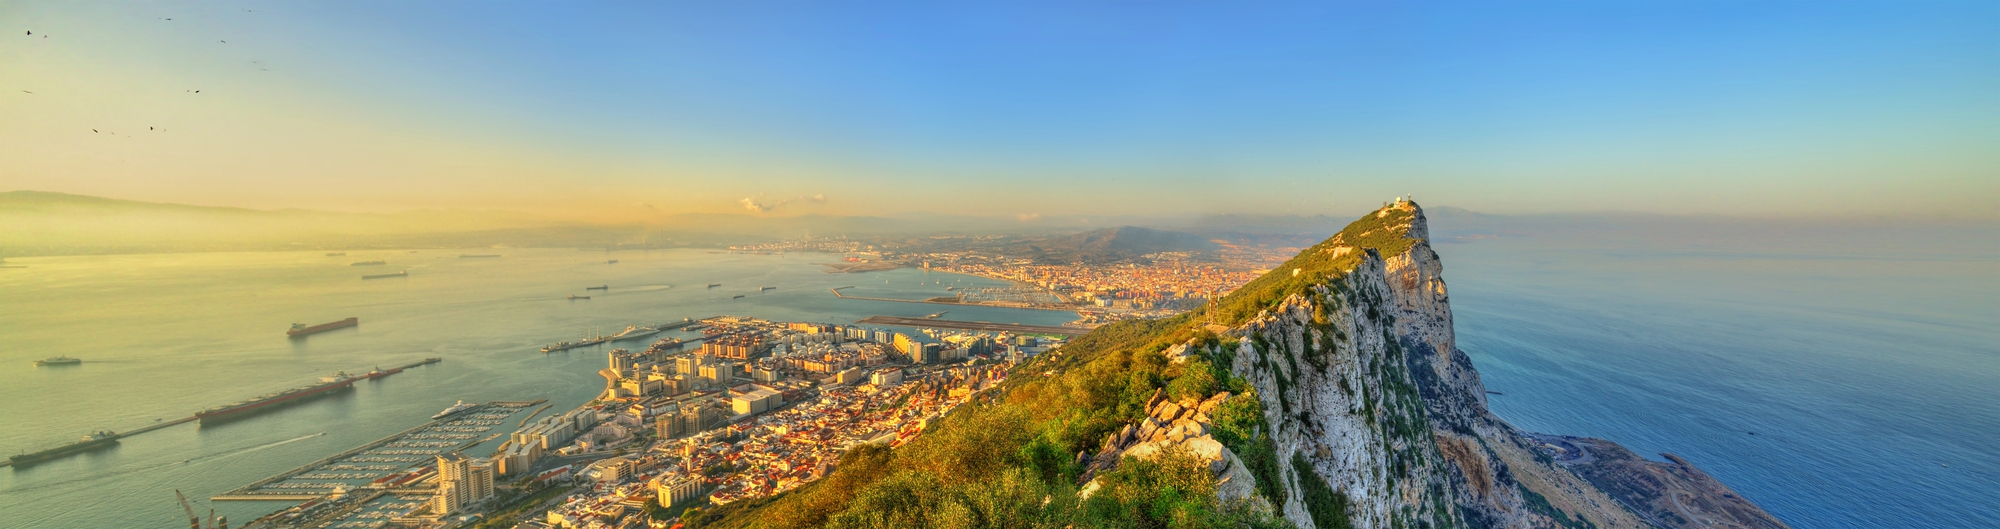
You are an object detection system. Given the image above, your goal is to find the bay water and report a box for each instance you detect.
[0,248,1067,528]
[1435,222,2000,528]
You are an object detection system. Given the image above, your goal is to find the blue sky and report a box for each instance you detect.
[3,1,1995,218]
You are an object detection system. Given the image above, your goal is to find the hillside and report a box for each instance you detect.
[697,200,1789,529]
[1010,226,1219,263]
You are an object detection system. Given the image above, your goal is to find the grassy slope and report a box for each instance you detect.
[697,206,1423,529]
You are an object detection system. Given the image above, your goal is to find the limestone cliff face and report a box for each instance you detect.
[1217,201,1653,529]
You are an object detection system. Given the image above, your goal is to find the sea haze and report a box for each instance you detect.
[1431,214,2000,528]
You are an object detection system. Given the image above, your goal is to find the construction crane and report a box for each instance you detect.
[174,489,200,529]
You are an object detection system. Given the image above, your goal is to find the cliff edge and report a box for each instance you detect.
[700,200,1790,529]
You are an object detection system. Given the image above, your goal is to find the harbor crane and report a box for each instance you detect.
[175,489,199,529]
[172,489,226,529]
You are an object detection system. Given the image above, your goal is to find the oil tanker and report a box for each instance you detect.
[8,431,120,467]
[288,317,358,337]
[196,372,360,423]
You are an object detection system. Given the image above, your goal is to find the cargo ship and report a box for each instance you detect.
[351,260,387,266]
[195,373,360,423]
[35,356,82,366]
[568,294,590,300]
[459,254,501,259]
[9,431,120,467]
[586,285,608,290]
[362,271,407,280]
[287,317,358,337]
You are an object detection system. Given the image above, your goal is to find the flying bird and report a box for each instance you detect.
[21,90,30,94]
[25,30,30,36]
[93,129,98,133]
[150,126,154,130]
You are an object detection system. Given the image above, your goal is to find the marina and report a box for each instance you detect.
[213,401,540,502]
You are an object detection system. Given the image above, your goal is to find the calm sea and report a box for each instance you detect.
[1435,222,2000,528]
[0,248,1071,528]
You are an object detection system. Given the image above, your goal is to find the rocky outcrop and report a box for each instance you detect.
[1207,200,1705,529]
[1079,390,1262,505]
[1533,435,1793,529]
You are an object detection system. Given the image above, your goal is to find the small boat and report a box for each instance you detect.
[586,285,608,290]
[432,400,478,420]
[35,356,82,366]
[350,260,387,266]
[607,260,618,264]
[569,294,590,300]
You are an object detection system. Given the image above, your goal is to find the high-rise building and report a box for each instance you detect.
[655,473,705,508]
[676,355,703,377]
[699,361,736,386]
[433,453,495,515]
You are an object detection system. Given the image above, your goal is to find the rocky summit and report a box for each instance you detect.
[700,200,1791,529]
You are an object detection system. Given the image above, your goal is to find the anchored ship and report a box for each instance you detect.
[586,285,608,290]
[568,294,590,300]
[9,431,120,467]
[350,260,386,266]
[361,271,407,280]
[287,317,358,337]
[195,373,360,423]
[35,356,82,366]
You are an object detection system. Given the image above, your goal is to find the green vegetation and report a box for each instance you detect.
[1211,206,1418,326]
[1517,483,1597,529]
[705,205,1429,529]
[1291,452,1355,529]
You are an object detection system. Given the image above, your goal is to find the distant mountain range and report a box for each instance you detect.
[12,190,1986,258]
[1001,226,1219,263]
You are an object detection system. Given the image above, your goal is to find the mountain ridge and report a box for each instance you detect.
[695,200,1791,529]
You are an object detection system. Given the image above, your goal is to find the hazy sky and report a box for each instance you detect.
[4,1,1996,219]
